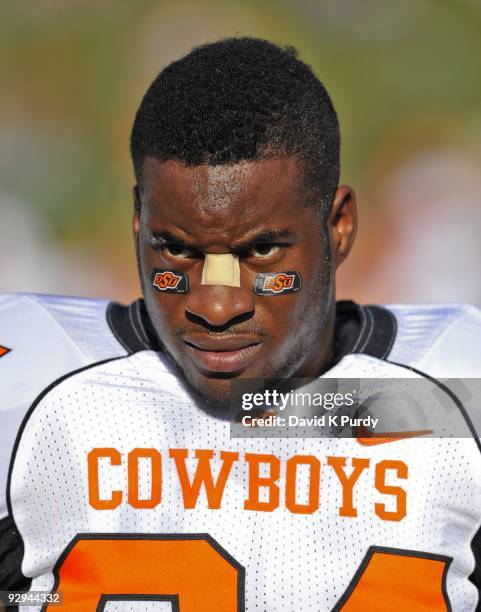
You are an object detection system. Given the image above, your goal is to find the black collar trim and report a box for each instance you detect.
[107,300,157,354]
[355,303,397,360]
[107,299,397,362]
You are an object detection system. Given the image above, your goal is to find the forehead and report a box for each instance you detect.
[139,157,314,243]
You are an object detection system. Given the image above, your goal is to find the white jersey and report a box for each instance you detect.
[0,293,132,519]
[2,293,481,610]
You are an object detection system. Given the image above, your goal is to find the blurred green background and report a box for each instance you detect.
[1,0,480,304]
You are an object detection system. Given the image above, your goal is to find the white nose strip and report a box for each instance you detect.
[201,253,241,287]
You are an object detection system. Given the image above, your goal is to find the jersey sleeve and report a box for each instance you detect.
[387,303,481,378]
[0,293,127,520]
[387,303,481,440]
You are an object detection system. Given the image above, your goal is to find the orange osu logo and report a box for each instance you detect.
[0,345,11,358]
[153,271,182,290]
[263,273,295,292]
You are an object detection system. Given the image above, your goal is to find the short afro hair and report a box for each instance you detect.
[130,37,340,211]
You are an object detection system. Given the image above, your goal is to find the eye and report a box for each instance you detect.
[160,244,196,259]
[247,244,281,258]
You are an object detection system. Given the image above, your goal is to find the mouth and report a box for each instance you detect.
[182,335,262,374]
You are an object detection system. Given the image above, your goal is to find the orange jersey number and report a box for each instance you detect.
[46,534,244,611]
[47,537,450,611]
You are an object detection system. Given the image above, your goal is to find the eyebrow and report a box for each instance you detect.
[231,229,296,254]
[149,228,296,252]
[149,230,190,247]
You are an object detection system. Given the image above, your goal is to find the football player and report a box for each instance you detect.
[1,37,481,611]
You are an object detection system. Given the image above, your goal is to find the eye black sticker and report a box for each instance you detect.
[151,269,189,293]
[253,272,302,295]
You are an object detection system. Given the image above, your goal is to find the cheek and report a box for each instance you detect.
[143,291,190,360]
[257,292,310,348]
[261,256,333,345]
[139,246,186,334]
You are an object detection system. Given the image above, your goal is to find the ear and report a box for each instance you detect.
[132,185,141,241]
[328,185,357,268]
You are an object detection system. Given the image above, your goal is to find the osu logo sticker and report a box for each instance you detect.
[264,273,294,292]
[151,269,189,293]
[253,271,302,295]
[153,271,181,289]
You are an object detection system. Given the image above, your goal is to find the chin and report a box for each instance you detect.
[191,368,246,401]
[184,376,237,419]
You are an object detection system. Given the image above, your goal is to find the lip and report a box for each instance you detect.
[182,336,262,373]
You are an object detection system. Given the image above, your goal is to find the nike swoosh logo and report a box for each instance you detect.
[356,424,433,446]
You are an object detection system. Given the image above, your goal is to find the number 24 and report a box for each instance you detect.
[44,534,451,611]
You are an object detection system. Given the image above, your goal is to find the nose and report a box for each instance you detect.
[185,285,255,328]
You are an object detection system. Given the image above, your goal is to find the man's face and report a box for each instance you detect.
[134,157,354,403]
